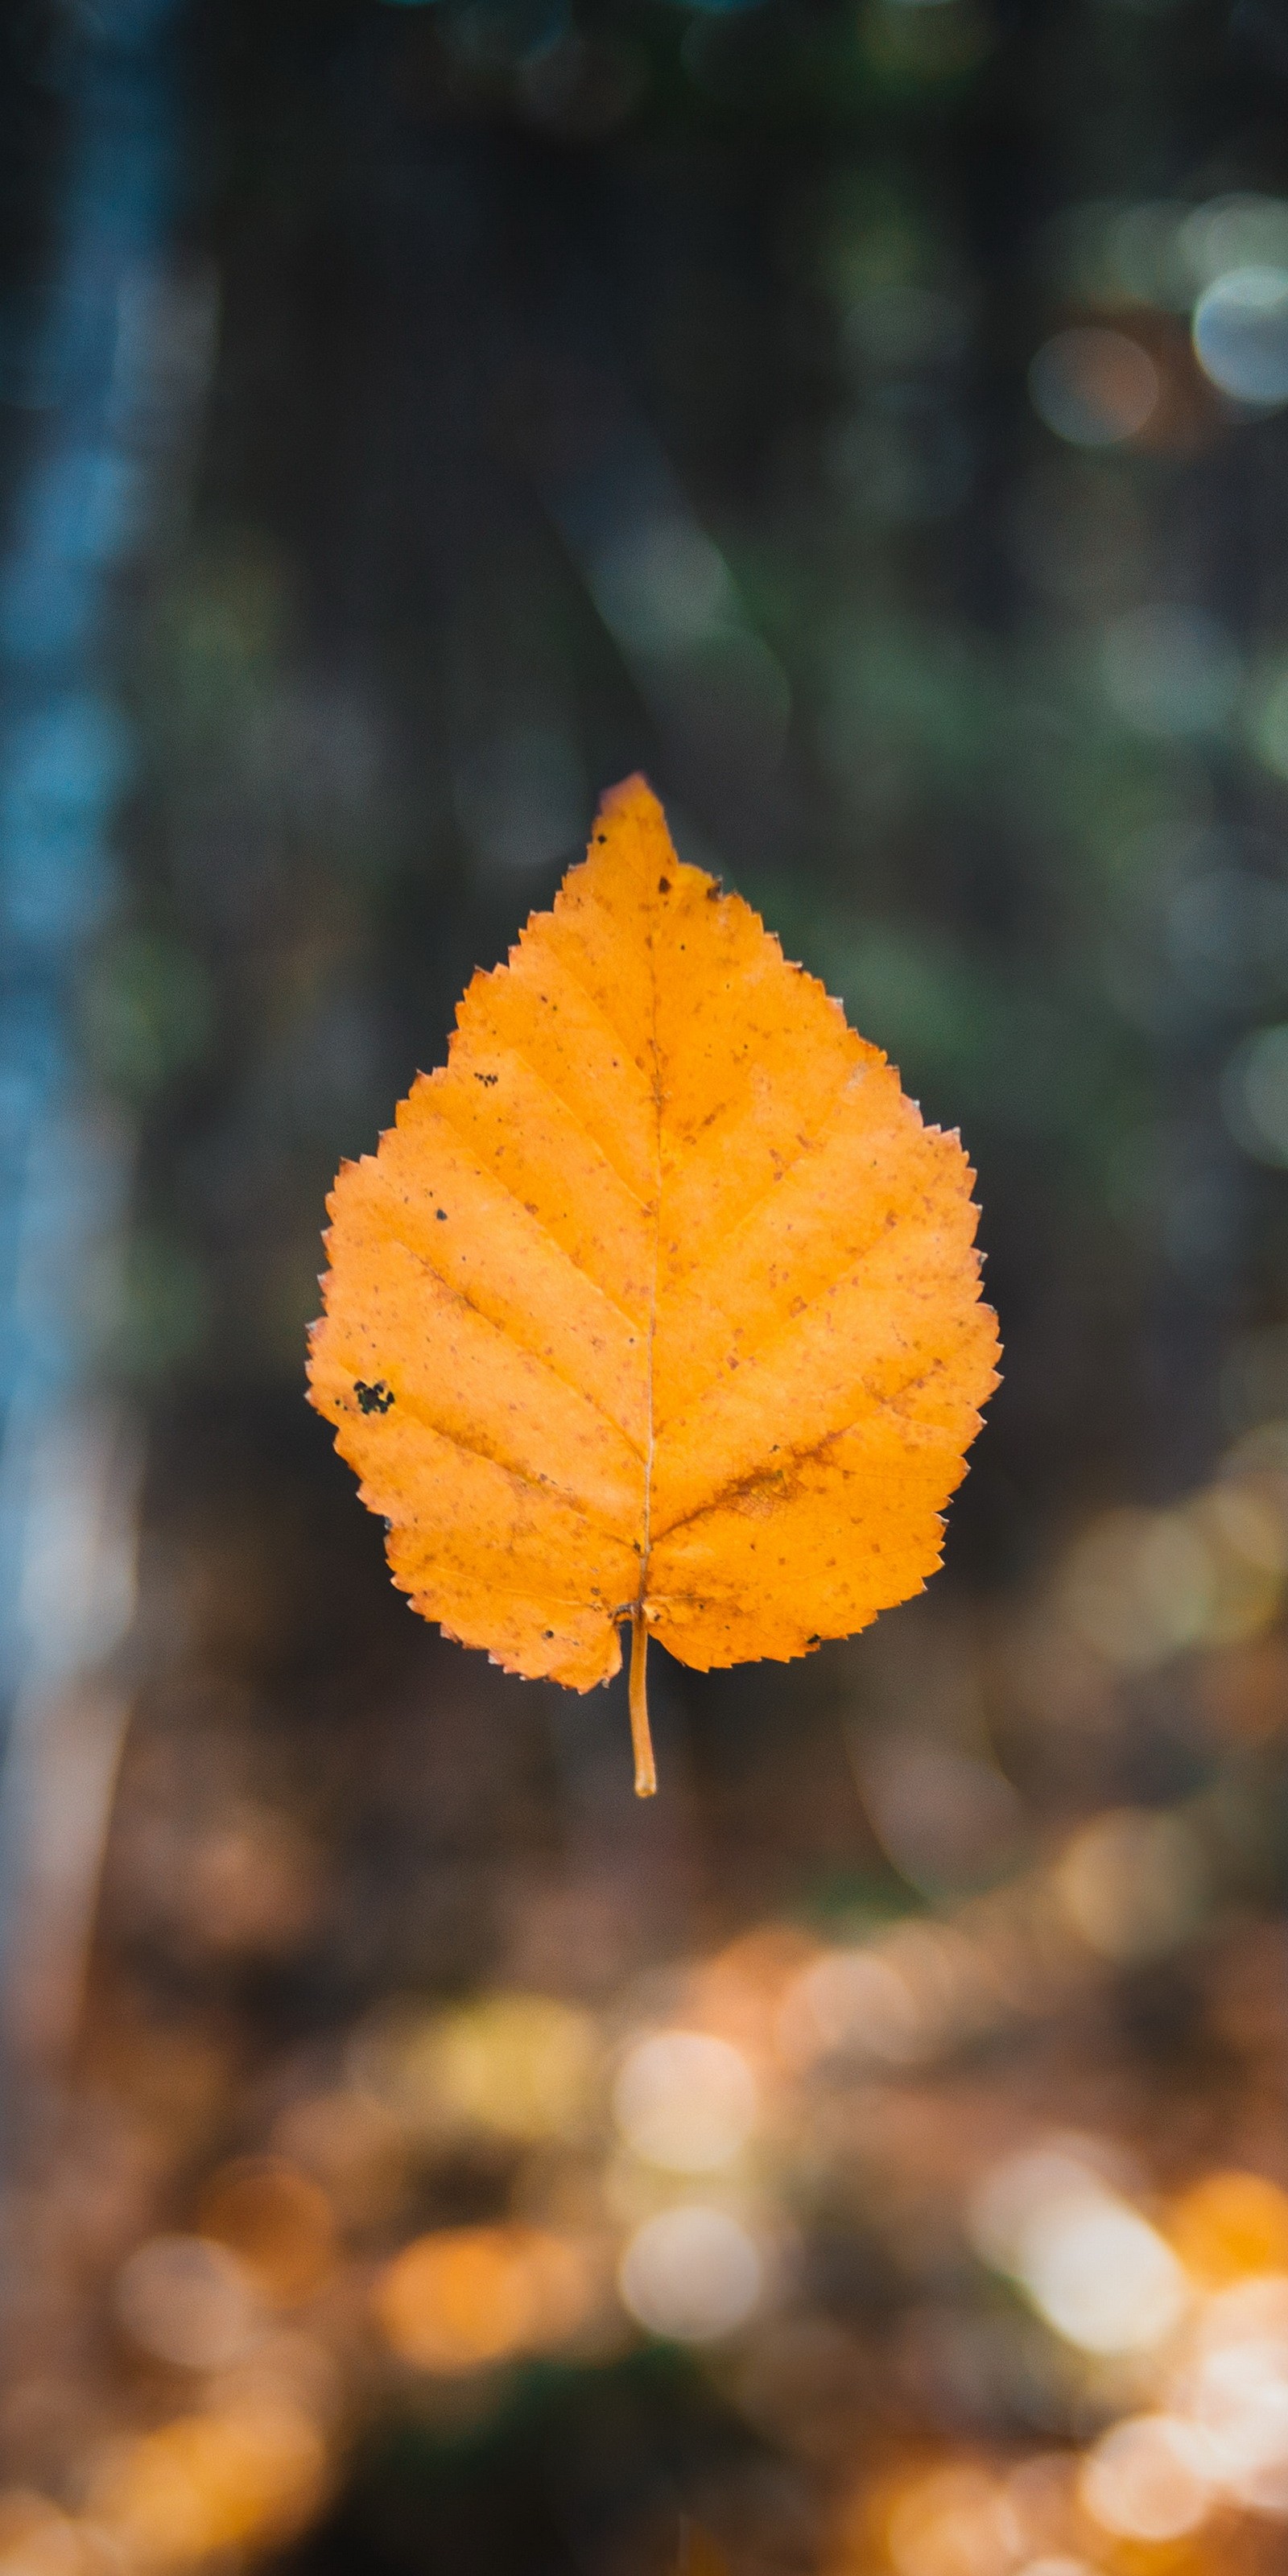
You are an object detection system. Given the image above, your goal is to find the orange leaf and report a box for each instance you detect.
[307,777,1000,1794]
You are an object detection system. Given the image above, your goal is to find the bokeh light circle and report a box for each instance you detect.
[1013,2562,1098,2576]
[970,2145,1189,2354]
[618,2206,762,2342]
[1080,2413,1214,2541]
[374,2223,597,2375]
[1029,327,1158,446]
[115,2235,260,2371]
[1222,1025,1288,1165]
[1193,266,1288,405]
[1100,605,1239,739]
[613,2030,757,2171]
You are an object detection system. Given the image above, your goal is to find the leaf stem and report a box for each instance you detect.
[629,1613,656,1798]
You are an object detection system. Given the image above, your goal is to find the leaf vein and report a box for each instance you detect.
[425,1095,648,1325]
[369,1210,648,1467]
[540,933,650,1073]
[443,1042,651,1213]
[661,1057,861,1286]
[658,1221,957,1430]
[653,1362,952,1542]
[365,1405,634,1548]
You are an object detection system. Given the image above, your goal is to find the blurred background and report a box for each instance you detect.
[2,0,1288,2570]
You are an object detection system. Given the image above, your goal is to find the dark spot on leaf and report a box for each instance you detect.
[355,1379,394,1414]
[544,1629,555,1638]
[658,875,671,893]
[475,1071,498,1086]
[436,1208,448,1220]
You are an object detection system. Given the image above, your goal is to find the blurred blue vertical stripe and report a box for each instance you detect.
[0,0,186,2000]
